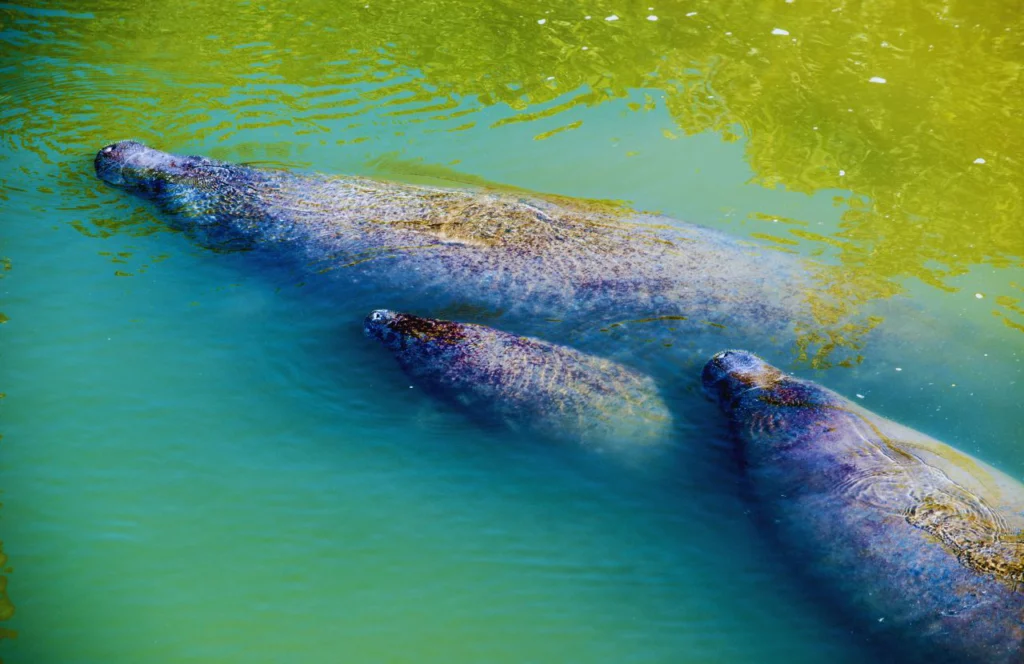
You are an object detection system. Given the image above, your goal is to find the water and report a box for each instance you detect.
[0,1,1021,662]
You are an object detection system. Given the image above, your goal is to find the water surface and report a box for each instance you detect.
[0,1,1022,662]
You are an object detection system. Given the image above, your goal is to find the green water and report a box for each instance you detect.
[1,0,1022,662]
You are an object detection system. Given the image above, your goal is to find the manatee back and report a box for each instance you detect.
[742,387,1024,663]
[871,412,1024,529]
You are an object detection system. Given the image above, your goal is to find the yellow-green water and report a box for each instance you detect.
[0,0,1021,662]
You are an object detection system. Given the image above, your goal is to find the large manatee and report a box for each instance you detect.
[93,141,883,371]
[702,349,1024,663]
[364,309,671,455]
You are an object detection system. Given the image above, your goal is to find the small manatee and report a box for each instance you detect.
[703,349,1024,663]
[365,310,672,453]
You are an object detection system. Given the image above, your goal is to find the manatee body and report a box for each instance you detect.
[93,141,876,371]
[703,350,1024,663]
[364,310,672,454]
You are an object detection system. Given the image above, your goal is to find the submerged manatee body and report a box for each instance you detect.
[93,141,880,373]
[365,310,672,454]
[703,350,1024,663]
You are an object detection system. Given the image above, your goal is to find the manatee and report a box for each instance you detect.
[702,349,1024,663]
[93,141,884,372]
[364,309,672,454]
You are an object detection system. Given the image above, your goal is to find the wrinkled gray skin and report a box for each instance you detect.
[93,141,870,375]
[364,309,672,455]
[703,350,1024,663]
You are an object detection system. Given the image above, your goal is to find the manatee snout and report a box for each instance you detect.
[94,140,210,194]
[363,309,402,347]
[702,349,786,413]
[94,140,149,187]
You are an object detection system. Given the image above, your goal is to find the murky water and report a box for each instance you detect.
[1,1,1021,662]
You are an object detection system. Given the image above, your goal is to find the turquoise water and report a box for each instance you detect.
[1,1,1022,662]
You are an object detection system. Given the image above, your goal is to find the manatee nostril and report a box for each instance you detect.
[365,311,392,338]
[709,350,734,367]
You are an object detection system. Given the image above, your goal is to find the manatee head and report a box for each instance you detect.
[702,350,840,451]
[364,310,468,354]
[95,141,265,249]
[96,141,231,201]
[363,309,405,351]
[702,350,778,408]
